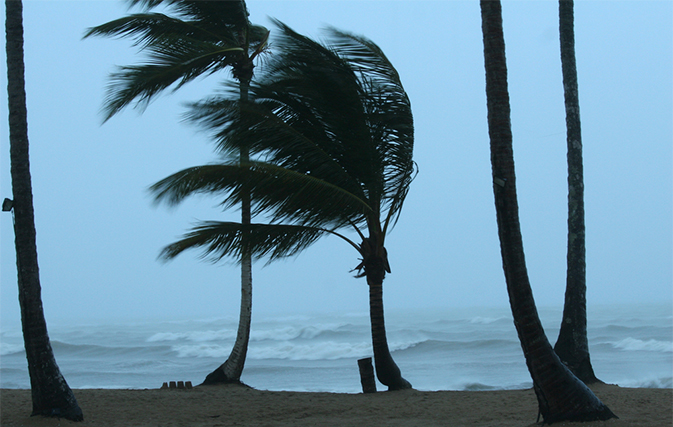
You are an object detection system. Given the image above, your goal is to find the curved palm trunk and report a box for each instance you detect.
[201,155,252,385]
[363,238,411,391]
[480,1,614,422]
[554,0,599,384]
[203,62,253,385]
[5,0,82,421]
[202,256,251,384]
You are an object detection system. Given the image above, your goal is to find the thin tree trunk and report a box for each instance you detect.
[202,253,251,385]
[364,238,411,391]
[5,0,82,420]
[480,1,614,422]
[203,63,253,385]
[554,0,599,384]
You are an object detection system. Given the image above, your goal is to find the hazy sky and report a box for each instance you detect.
[1,1,671,326]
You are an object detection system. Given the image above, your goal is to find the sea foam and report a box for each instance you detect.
[612,337,673,353]
[1,304,671,392]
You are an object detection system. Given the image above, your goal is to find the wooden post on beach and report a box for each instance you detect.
[358,357,377,393]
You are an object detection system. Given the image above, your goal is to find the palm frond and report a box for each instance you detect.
[84,13,234,47]
[100,41,241,120]
[85,1,269,121]
[256,22,384,199]
[85,13,243,120]
[185,92,366,198]
[264,22,416,232]
[149,161,373,228]
[125,0,249,32]
[150,20,415,267]
[176,21,416,243]
[324,28,416,230]
[159,221,329,264]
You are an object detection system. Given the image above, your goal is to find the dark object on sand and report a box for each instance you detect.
[358,358,377,393]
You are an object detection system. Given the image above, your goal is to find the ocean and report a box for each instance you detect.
[1,304,671,393]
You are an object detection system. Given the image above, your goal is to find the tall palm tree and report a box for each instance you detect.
[480,0,615,422]
[84,0,268,385]
[554,0,599,384]
[5,0,82,421]
[150,22,415,390]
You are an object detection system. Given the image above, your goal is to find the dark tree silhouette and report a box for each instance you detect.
[150,22,415,390]
[5,0,82,421]
[480,0,615,422]
[84,0,268,385]
[554,0,599,384]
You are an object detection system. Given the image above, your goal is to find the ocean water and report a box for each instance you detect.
[1,304,671,392]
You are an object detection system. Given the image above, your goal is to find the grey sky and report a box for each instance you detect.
[1,1,671,326]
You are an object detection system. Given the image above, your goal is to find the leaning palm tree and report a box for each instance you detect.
[150,22,415,391]
[84,0,268,385]
[554,0,599,384]
[480,0,614,422]
[5,0,82,420]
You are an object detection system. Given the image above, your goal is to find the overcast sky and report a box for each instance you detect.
[1,1,671,326]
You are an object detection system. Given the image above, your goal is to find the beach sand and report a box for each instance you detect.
[1,383,671,427]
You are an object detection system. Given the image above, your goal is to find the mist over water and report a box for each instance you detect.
[1,304,670,392]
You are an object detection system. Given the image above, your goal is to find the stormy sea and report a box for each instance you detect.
[1,304,671,392]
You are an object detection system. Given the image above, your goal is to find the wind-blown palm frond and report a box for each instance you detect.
[159,221,330,264]
[101,41,242,119]
[185,91,367,199]
[126,0,250,32]
[320,28,416,233]
[249,22,415,234]
[83,14,239,48]
[84,1,269,121]
[144,18,415,265]
[164,21,416,243]
[150,161,372,229]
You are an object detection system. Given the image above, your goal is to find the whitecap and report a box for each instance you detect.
[248,341,373,361]
[250,323,349,342]
[618,376,673,389]
[171,344,231,359]
[612,337,673,353]
[0,343,24,356]
[469,316,505,325]
[147,329,235,343]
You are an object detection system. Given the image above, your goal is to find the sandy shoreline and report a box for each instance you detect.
[1,383,671,427]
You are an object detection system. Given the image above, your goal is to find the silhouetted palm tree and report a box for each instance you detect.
[480,0,615,422]
[554,0,599,384]
[5,0,82,420]
[150,22,415,390]
[84,0,268,385]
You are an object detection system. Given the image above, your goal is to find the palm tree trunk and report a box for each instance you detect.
[554,0,599,384]
[5,0,82,421]
[203,62,253,385]
[364,239,411,391]
[480,1,614,422]
[202,252,251,385]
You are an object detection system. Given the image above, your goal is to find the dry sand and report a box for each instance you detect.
[1,383,671,427]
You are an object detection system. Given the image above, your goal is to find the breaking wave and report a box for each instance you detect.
[612,337,673,353]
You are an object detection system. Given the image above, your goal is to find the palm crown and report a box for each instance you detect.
[84,0,268,121]
[151,21,416,272]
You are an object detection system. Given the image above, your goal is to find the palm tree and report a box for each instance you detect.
[554,0,599,384]
[5,0,82,421]
[150,22,415,390]
[84,0,268,385]
[479,0,615,422]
